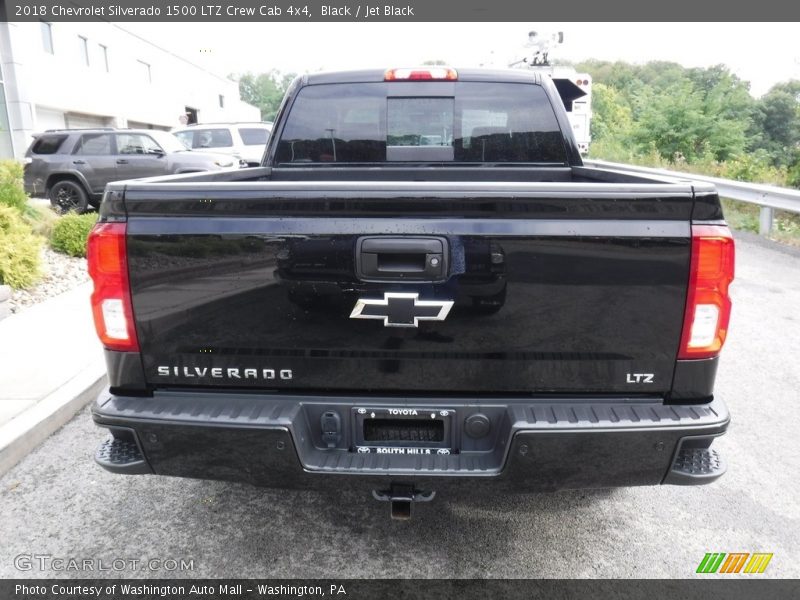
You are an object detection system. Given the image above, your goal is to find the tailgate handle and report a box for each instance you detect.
[357,237,447,281]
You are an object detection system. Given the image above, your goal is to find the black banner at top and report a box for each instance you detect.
[3,0,800,22]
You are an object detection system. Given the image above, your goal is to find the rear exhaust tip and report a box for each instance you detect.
[372,483,435,520]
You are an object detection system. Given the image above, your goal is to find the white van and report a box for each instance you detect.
[172,122,273,166]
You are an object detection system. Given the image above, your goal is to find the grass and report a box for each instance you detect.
[771,210,800,247]
[720,198,759,233]
[23,203,60,239]
[720,198,800,247]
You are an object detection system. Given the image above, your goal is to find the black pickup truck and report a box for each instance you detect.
[89,67,734,518]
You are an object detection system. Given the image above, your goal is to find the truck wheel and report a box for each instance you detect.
[50,180,89,214]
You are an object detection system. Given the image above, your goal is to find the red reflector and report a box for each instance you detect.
[678,225,735,360]
[385,67,458,81]
[87,222,139,352]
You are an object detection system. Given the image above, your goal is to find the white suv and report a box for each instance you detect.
[172,122,273,166]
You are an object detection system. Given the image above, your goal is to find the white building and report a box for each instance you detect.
[0,21,260,159]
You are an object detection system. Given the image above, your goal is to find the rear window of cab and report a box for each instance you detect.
[275,82,567,164]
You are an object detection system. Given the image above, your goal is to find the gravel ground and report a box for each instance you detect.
[9,248,89,315]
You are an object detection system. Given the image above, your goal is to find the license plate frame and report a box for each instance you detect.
[352,406,454,454]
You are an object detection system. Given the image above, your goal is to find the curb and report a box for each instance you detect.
[0,364,106,478]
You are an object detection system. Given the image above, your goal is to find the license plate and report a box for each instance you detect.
[353,407,453,453]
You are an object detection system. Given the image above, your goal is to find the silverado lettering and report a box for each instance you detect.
[156,366,292,380]
[89,67,734,518]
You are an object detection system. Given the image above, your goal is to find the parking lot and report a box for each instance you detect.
[0,232,798,579]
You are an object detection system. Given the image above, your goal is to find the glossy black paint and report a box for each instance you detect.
[692,191,725,221]
[104,350,147,392]
[121,189,695,220]
[125,197,691,394]
[669,357,719,401]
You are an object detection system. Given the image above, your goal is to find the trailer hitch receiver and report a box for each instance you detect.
[372,483,435,520]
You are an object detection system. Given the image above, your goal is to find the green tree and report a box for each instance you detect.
[635,61,689,90]
[586,83,636,161]
[234,70,297,121]
[583,61,752,162]
[749,81,800,167]
[631,81,709,160]
[690,65,753,160]
[591,83,633,140]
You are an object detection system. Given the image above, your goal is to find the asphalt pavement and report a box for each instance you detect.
[0,232,798,579]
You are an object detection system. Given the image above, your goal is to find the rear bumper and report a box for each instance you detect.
[92,389,729,493]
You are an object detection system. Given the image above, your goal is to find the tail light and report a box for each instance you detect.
[385,67,458,81]
[678,225,735,359]
[87,222,139,352]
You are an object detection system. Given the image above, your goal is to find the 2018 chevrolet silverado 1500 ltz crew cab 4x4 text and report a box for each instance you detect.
[88,67,734,518]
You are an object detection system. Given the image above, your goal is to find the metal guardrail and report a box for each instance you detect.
[584,159,800,235]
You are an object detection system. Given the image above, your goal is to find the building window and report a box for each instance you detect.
[137,60,151,83]
[78,36,89,66]
[219,95,225,108]
[99,44,109,72]
[40,22,54,54]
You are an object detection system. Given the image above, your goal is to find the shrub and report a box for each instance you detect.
[24,203,59,239]
[786,160,800,189]
[0,205,42,289]
[50,213,97,258]
[720,198,759,233]
[720,151,788,186]
[587,138,637,164]
[0,160,28,213]
[772,213,800,248]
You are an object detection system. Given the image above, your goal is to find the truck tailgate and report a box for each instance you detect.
[123,181,693,395]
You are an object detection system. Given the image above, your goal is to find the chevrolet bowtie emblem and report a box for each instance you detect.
[350,292,454,328]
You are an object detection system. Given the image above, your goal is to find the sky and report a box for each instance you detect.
[124,22,800,97]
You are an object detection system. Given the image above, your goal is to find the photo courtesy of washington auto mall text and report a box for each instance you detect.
[15,583,350,597]
[0,0,799,598]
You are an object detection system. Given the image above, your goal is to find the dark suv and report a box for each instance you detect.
[24,128,243,213]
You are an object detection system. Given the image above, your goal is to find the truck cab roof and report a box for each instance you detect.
[302,67,543,85]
